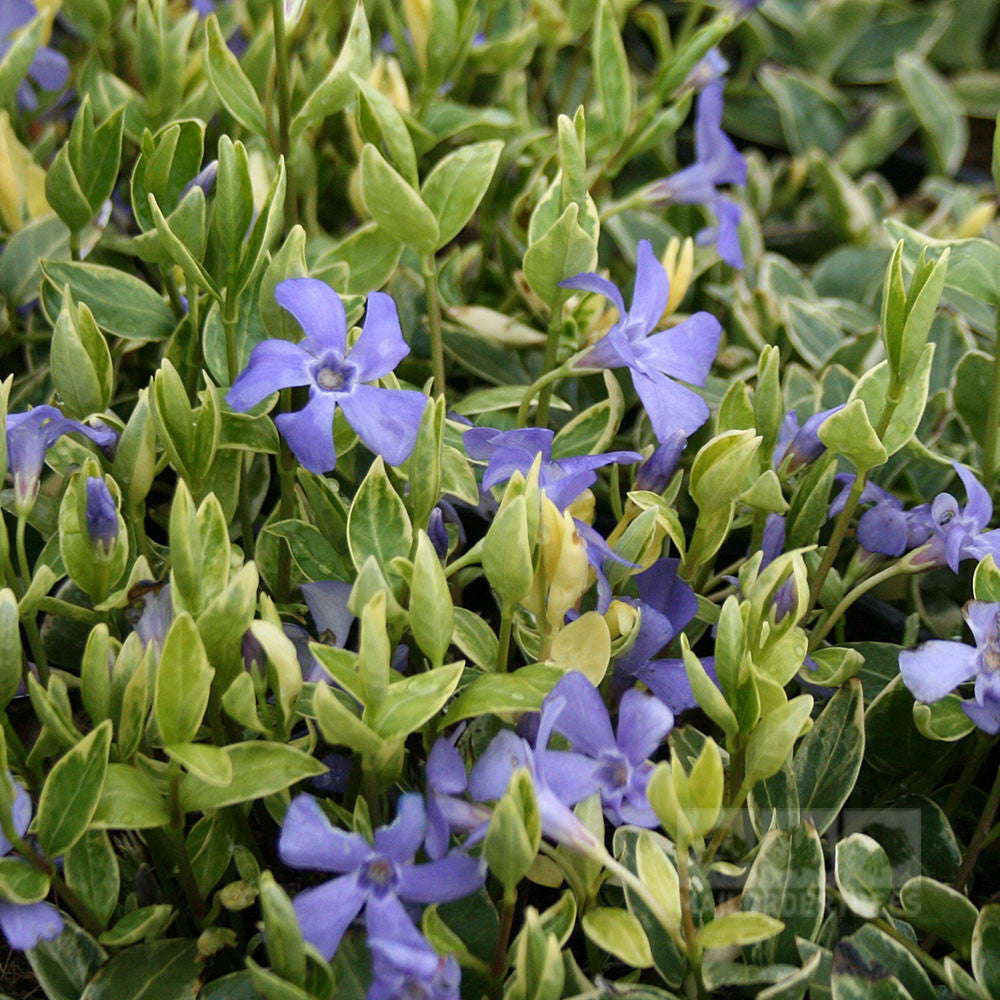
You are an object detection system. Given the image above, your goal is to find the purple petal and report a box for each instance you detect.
[898,641,978,704]
[374,794,427,862]
[537,749,603,804]
[364,893,426,952]
[632,369,710,443]
[0,900,63,950]
[639,312,721,385]
[576,327,631,370]
[226,339,313,411]
[544,672,615,757]
[468,731,528,802]
[275,278,347,355]
[699,197,744,268]
[635,433,687,493]
[857,504,910,557]
[962,696,1000,735]
[965,602,1000,649]
[0,0,34,38]
[616,688,674,765]
[347,292,410,382]
[427,739,467,795]
[28,46,68,91]
[337,384,426,466]
[291,874,365,959]
[301,581,354,647]
[955,462,992,529]
[636,557,698,630]
[425,797,451,860]
[278,795,370,873]
[397,852,485,903]
[275,393,339,473]
[637,656,715,715]
[626,240,671,335]
[559,271,627,321]
[0,783,32,858]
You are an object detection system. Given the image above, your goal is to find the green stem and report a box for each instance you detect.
[223,292,257,560]
[270,0,298,229]
[443,538,484,579]
[955,755,1000,892]
[868,911,951,987]
[276,387,298,602]
[609,462,624,522]
[983,310,1000,493]
[494,603,513,672]
[168,762,207,923]
[488,886,517,1000]
[15,517,49,684]
[183,276,203,401]
[808,561,915,651]
[534,296,566,428]
[945,733,994,818]
[422,255,446,399]
[701,785,749,866]
[33,597,100,624]
[68,229,81,262]
[515,358,576,428]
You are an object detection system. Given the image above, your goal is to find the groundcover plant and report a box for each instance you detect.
[4,0,1000,997]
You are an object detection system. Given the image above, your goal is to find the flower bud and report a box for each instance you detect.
[84,477,118,557]
[539,498,590,630]
[635,432,686,494]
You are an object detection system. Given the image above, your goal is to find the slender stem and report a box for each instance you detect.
[983,308,1000,493]
[534,296,565,428]
[68,230,81,262]
[270,0,298,229]
[164,270,186,320]
[276,387,298,602]
[609,463,624,522]
[701,785,749,866]
[183,276,203,401]
[676,844,699,952]
[955,756,1000,892]
[223,292,257,560]
[488,887,517,1000]
[808,562,914,651]
[15,517,49,684]
[33,597,100,624]
[422,255,446,399]
[945,733,994,818]
[516,362,571,428]
[865,911,950,987]
[443,538,484,579]
[494,603,513,672]
[168,762,207,923]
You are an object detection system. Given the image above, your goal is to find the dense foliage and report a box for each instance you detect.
[2,0,1000,998]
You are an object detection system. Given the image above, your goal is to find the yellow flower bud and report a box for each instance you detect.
[0,112,49,233]
[402,0,431,68]
[539,497,590,630]
[566,488,595,525]
[660,237,694,321]
[954,201,995,240]
[604,599,638,641]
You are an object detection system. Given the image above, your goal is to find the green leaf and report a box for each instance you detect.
[259,871,307,989]
[485,770,539,890]
[972,904,1000,998]
[441,665,562,725]
[741,822,825,965]
[263,520,352,582]
[954,350,1000,464]
[347,456,413,572]
[745,696,814,788]
[420,140,503,248]
[203,14,266,135]
[592,0,632,143]
[451,608,498,670]
[0,589,21,712]
[0,15,44,105]
[179,742,327,812]
[79,939,200,1000]
[164,743,233,786]
[27,922,107,1000]
[913,694,977,742]
[841,924,937,1000]
[92,764,170,830]
[817,399,887,472]
[835,833,891,920]
[0,857,50,904]
[792,679,864,835]
[314,222,403,295]
[583,908,653,968]
[98,906,176,947]
[690,430,762,512]
[65,832,119,926]
[371,663,463,741]
[408,531,454,667]
[36,720,112,857]
[155,613,214,746]
[899,876,978,957]
[481,493,534,607]
[698,913,784,950]
[896,52,968,175]
[51,295,113,418]
[40,261,176,342]
[312,683,384,755]
[523,202,597,305]
[359,144,439,255]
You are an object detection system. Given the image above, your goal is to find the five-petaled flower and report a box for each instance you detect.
[227,278,427,475]
[562,240,721,444]
[899,601,1000,734]
[278,793,484,960]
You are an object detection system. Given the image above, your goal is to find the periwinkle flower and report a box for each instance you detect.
[773,406,844,473]
[645,83,747,267]
[84,477,117,556]
[278,794,484,960]
[226,279,427,475]
[367,895,461,1000]
[634,431,686,494]
[130,582,173,655]
[425,736,491,860]
[683,48,729,93]
[545,671,673,827]
[5,406,118,516]
[0,1,69,112]
[899,601,1000,734]
[561,241,722,443]
[463,427,641,512]
[0,778,63,949]
[613,558,703,714]
[828,475,930,559]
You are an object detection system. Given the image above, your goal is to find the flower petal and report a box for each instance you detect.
[226,339,313,411]
[278,794,370,873]
[275,278,347,354]
[337,384,426,467]
[898,641,978,704]
[29,46,69,91]
[962,696,1000,735]
[428,738,467,795]
[631,369,710,443]
[468,731,528,802]
[347,292,410,382]
[558,271,626,321]
[374,794,427,862]
[544,671,616,757]
[639,312,721,385]
[965,602,1000,649]
[538,749,603,805]
[857,504,910,557]
[397,852,485,903]
[291,874,365,959]
[275,392,339,474]
[616,688,674,765]
[626,240,671,335]
[0,900,63,950]
[300,581,354,647]
[955,462,992,529]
